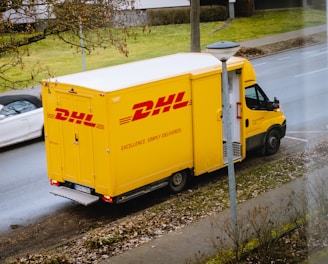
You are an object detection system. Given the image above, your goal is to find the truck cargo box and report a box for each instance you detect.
[42,53,286,205]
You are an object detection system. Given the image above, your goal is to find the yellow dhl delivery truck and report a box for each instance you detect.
[42,53,286,205]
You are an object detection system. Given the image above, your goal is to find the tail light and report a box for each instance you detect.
[102,195,114,203]
[50,179,60,186]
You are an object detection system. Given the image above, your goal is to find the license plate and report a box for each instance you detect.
[74,184,91,194]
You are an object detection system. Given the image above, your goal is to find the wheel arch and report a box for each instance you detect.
[263,125,283,155]
[167,168,192,193]
[264,124,284,142]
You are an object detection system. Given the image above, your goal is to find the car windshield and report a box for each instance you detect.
[0,100,37,118]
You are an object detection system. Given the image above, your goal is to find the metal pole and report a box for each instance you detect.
[221,59,238,234]
[206,41,240,238]
[302,0,307,8]
[79,19,86,71]
[228,1,235,19]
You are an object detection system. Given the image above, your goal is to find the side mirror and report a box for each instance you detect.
[0,115,5,120]
[273,97,280,109]
[266,97,280,111]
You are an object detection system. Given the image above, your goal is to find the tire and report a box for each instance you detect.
[41,126,45,140]
[265,129,280,155]
[168,170,188,193]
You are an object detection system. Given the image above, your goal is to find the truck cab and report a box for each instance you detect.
[244,83,286,154]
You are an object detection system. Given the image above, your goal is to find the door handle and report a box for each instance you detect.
[245,119,249,127]
[217,109,222,121]
[74,133,79,144]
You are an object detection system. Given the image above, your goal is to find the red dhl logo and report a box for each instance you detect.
[120,91,190,125]
[52,108,104,129]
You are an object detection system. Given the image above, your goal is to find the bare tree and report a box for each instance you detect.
[0,0,138,89]
[190,0,200,52]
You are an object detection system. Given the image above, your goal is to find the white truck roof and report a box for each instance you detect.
[48,53,241,92]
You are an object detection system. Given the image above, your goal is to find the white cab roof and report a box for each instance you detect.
[48,53,241,92]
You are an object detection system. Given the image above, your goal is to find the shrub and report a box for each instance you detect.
[236,0,255,17]
[200,5,228,22]
[146,6,227,26]
[312,0,326,9]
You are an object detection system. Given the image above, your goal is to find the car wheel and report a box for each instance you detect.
[265,129,280,155]
[168,170,188,193]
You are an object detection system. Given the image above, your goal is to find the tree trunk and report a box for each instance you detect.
[190,0,200,52]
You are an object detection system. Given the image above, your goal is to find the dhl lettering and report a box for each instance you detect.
[55,108,69,121]
[53,108,103,129]
[152,94,176,115]
[69,111,85,124]
[121,91,189,124]
[132,101,153,121]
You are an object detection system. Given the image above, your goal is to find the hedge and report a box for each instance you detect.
[146,5,227,26]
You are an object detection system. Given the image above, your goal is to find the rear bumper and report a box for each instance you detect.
[50,186,99,206]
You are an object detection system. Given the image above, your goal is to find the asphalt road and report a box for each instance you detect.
[0,141,71,232]
[0,44,328,235]
[253,43,328,128]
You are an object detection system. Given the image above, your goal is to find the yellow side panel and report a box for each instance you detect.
[191,73,224,175]
[108,76,193,196]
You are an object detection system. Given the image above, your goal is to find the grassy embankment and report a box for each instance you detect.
[0,8,326,92]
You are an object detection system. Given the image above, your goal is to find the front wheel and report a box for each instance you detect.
[265,129,281,155]
[168,170,188,193]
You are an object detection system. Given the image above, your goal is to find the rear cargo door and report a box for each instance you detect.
[57,92,95,187]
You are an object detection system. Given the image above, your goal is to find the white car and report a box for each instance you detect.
[0,94,44,148]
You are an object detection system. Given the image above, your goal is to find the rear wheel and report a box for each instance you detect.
[168,170,188,193]
[265,129,280,155]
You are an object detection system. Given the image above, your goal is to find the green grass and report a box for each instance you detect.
[0,8,326,92]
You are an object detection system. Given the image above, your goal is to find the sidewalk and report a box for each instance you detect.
[100,25,327,264]
[239,24,327,48]
[102,177,307,264]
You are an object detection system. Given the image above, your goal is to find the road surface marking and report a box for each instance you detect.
[295,68,328,78]
[287,131,328,133]
[277,57,289,61]
[284,136,308,143]
[253,62,267,67]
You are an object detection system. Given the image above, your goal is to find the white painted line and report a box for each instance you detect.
[287,131,328,133]
[277,57,289,61]
[253,62,267,67]
[295,68,328,78]
[285,136,308,143]
[311,52,328,58]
